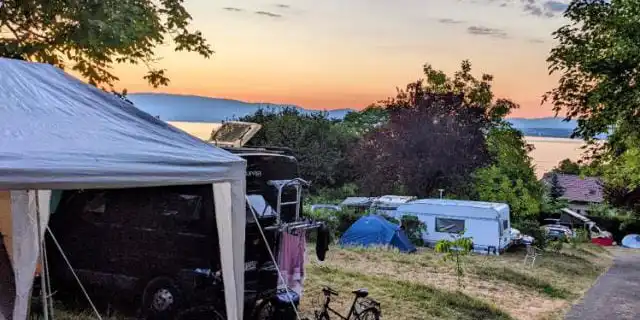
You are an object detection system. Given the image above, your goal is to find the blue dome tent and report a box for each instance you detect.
[339,215,417,253]
[621,234,640,249]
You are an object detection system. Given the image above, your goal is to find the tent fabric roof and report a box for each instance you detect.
[0,58,245,189]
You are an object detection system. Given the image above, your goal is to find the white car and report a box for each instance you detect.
[543,224,574,240]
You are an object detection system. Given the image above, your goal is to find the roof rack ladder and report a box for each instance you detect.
[267,178,310,225]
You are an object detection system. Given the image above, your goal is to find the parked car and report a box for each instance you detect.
[542,224,574,241]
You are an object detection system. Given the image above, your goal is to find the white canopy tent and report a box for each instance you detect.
[0,58,246,320]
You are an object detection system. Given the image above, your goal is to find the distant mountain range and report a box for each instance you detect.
[128,93,580,138]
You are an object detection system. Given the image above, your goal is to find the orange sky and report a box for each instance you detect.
[111,0,569,118]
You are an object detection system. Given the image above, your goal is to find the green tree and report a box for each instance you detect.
[473,125,544,221]
[545,0,640,144]
[422,60,517,123]
[353,60,527,198]
[0,0,212,89]
[342,105,389,136]
[352,88,491,197]
[549,173,565,201]
[400,215,426,246]
[423,61,542,218]
[540,172,569,215]
[239,107,357,190]
[598,138,640,212]
[553,159,582,175]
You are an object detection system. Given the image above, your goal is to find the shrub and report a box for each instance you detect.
[570,227,589,249]
[548,239,563,253]
[435,232,474,289]
[400,215,426,246]
[513,219,548,250]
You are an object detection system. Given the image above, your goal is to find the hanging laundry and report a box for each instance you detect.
[277,229,306,296]
[316,224,330,262]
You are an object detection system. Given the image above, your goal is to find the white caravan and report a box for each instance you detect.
[392,199,511,255]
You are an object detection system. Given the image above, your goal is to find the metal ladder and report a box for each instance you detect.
[267,178,310,225]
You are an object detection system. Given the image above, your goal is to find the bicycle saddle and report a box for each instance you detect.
[351,288,369,298]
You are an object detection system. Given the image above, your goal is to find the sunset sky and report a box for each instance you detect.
[115,0,570,118]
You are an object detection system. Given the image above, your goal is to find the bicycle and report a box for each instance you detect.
[314,286,380,320]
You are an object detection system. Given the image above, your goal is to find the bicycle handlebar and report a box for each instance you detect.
[322,286,339,296]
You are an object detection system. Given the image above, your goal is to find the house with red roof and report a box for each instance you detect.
[543,173,604,215]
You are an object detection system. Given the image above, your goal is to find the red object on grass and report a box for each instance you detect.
[592,237,613,246]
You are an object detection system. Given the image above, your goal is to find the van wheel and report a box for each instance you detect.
[141,277,182,320]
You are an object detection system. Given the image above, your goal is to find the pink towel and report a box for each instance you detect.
[277,230,306,296]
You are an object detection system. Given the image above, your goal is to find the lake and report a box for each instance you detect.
[526,136,588,178]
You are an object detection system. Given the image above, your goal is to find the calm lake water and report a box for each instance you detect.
[525,136,588,178]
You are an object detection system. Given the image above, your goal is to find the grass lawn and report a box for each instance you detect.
[299,244,612,320]
[52,243,611,320]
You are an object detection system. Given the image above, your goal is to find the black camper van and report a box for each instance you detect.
[46,123,308,319]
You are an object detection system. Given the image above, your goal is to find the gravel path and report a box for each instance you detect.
[565,248,640,320]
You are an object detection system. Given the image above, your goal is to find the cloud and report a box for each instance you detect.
[438,18,464,24]
[521,0,568,18]
[467,26,508,39]
[275,4,291,9]
[255,11,283,18]
[528,38,546,44]
[222,7,243,12]
[544,0,569,13]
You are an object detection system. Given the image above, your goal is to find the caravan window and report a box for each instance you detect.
[503,220,509,230]
[436,218,465,233]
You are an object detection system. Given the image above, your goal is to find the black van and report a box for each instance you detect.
[46,147,302,319]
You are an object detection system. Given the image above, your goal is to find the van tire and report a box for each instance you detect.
[141,277,182,320]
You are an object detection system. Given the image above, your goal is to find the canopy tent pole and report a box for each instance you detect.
[34,191,50,320]
[41,225,54,319]
[213,181,246,320]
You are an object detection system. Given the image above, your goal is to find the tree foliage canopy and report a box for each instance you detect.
[0,0,213,89]
[553,159,582,175]
[352,87,491,197]
[473,125,543,220]
[545,0,640,143]
[239,108,357,190]
[546,0,640,214]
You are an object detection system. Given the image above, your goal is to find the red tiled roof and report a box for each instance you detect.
[543,173,604,203]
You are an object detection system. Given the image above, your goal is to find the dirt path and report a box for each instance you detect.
[565,248,640,320]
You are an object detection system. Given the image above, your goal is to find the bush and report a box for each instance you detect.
[548,239,563,253]
[570,227,589,249]
[400,215,426,246]
[304,206,367,240]
[513,218,548,249]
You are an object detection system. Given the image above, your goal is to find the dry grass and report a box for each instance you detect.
[53,244,612,320]
[300,244,612,320]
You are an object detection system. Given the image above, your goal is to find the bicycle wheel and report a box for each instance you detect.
[357,308,380,320]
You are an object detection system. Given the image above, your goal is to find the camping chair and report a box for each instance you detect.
[523,244,542,267]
